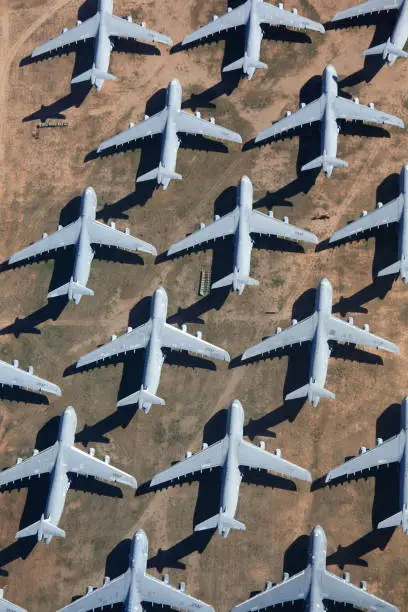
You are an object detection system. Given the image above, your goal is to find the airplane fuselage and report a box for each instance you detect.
[244,0,263,78]
[159,80,183,188]
[232,176,254,293]
[43,407,77,543]
[397,164,408,282]
[123,530,148,612]
[399,398,408,533]
[388,0,408,64]
[308,279,333,407]
[218,400,245,536]
[320,65,340,177]
[71,187,98,303]
[305,526,327,611]
[92,0,114,90]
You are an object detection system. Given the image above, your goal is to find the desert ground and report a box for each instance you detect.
[0,0,407,610]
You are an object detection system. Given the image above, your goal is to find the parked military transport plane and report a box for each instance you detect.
[326,397,408,534]
[329,164,408,283]
[58,529,214,612]
[242,278,399,407]
[76,286,230,412]
[255,64,404,176]
[232,525,398,612]
[151,399,311,536]
[8,187,156,304]
[181,0,324,79]
[167,175,318,294]
[0,590,26,612]
[0,355,61,398]
[31,0,172,90]
[0,406,136,543]
[97,78,242,189]
[332,0,408,65]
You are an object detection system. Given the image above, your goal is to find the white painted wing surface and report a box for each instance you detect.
[64,446,137,488]
[332,0,401,21]
[106,13,172,45]
[97,110,168,152]
[232,569,310,611]
[167,210,238,255]
[32,14,100,57]
[326,433,403,482]
[57,572,130,612]
[329,196,403,243]
[9,219,81,264]
[242,313,317,360]
[0,360,61,396]
[77,320,152,367]
[0,597,27,612]
[141,573,214,612]
[88,220,157,255]
[334,97,404,127]
[321,570,399,611]
[0,443,58,487]
[161,323,230,361]
[238,439,312,482]
[326,315,399,353]
[249,210,318,243]
[255,95,326,142]
[182,3,250,44]
[175,111,242,143]
[151,438,228,486]
[257,2,325,32]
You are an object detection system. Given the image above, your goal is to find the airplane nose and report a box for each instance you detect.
[170,78,181,89]
[326,63,337,76]
[63,406,78,429]
[84,186,96,198]
[320,277,331,288]
[240,175,251,186]
[231,399,243,413]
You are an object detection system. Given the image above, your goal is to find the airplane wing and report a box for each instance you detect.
[232,570,310,612]
[257,2,324,32]
[0,595,26,612]
[161,323,230,361]
[64,446,137,488]
[97,110,168,152]
[167,210,238,255]
[0,359,61,396]
[88,220,157,255]
[238,439,312,482]
[321,570,398,611]
[255,96,326,143]
[141,573,214,612]
[326,316,399,353]
[0,443,58,487]
[334,97,404,128]
[249,210,318,244]
[8,220,81,264]
[31,14,100,57]
[332,0,401,21]
[57,572,130,612]
[175,111,242,143]
[106,14,172,45]
[150,438,228,486]
[329,196,403,243]
[182,3,249,45]
[242,313,317,360]
[326,433,403,482]
[76,320,152,367]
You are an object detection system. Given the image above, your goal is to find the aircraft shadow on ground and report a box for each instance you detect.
[21,0,164,123]
[326,11,397,86]
[0,415,123,572]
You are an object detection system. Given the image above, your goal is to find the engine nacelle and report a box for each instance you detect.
[360,581,367,591]
[86,587,94,594]
[268,210,274,217]
[125,228,130,235]
[196,330,202,340]
[300,102,306,108]
[376,201,383,208]
[275,448,282,457]
[185,451,192,459]
[111,334,117,341]
[178,582,186,592]
[144,115,149,120]
[182,324,187,333]
[283,216,289,223]
[57,224,63,231]
[109,221,116,229]
[228,6,232,10]
[12,359,19,368]
[128,122,135,129]
[141,21,146,28]
[258,440,265,450]
[28,365,34,374]
[359,446,367,454]
[292,319,297,326]
[276,326,282,334]
[213,14,218,20]
[376,437,383,446]
[62,28,68,33]
[214,214,220,221]
[360,210,367,217]
[127,326,133,333]
[362,323,369,332]
[199,222,206,229]
[368,102,374,109]
[347,316,353,325]
[16,457,22,464]
[285,110,292,117]
[42,232,48,239]
[32,449,39,456]
[282,572,289,581]
[162,574,169,584]
[104,455,111,464]
[209,117,215,124]
[278,2,284,8]
[195,111,201,119]
[201,442,208,450]
[353,97,359,104]
[264,581,273,591]
[77,20,82,25]
[89,447,96,456]
[104,577,110,585]
[127,15,133,22]
[343,571,350,582]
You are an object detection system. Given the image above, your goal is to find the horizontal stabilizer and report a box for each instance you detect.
[136,166,183,184]
[286,381,335,402]
[212,272,259,291]
[223,56,268,73]
[16,515,65,542]
[117,388,165,412]
[378,260,401,277]
[378,511,402,529]
[211,273,234,290]
[194,512,246,533]
[301,155,348,171]
[48,279,94,302]
[71,67,117,85]
[362,40,408,59]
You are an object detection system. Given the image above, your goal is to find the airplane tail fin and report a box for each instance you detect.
[223,54,268,75]
[16,515,65,542]
[285,379,335,406]
[48,278,94,303]
[117,387,165,413]
[377,511,403,529]
[378,260,401,277]
[71,66,117,86]
[362,39,408,59]
[212,269,259,293]
[194,511,246,536]
[136,164,182,187]
[301,155,348,172]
